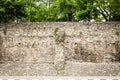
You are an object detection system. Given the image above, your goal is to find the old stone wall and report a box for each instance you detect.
[0,22,120,63]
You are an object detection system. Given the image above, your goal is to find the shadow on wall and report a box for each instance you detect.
[73,43,103,63]
[73,41,120,63]
[107,41,120,62]
[0,35,3,62]
[115,41,120,61]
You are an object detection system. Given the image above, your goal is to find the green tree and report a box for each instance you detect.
[109,0,120,21]
[2,0,119,22]
[23,0,51,22]
[0,0,26,23]
[49,0,100,22]
[23,0,38,22]
[74,0,100,21]
[95,0,120,21]
[51,0,76,21]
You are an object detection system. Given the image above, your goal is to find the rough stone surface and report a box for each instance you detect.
[0,62,57,76]
[54,43,66,70]
[0,22,120,76]
[0,22,119,62]
[0,62,120,76]
[63,61,120,76]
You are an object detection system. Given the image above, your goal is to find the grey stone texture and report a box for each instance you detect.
[0,22,120,76]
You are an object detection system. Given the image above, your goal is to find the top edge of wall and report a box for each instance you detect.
[0,22,120,29]
[0,22,120,24]
[29,21,120,23]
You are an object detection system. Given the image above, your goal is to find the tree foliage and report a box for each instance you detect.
[0,0,26,23]
[0,0,120,22]
[95,0,120,21]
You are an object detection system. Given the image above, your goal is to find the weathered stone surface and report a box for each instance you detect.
[0,36,55,62]
[54,30,66,70]
[0,22,120,76]
[0,62,120,76]
[54,43,66,70]
[63,61,120,76]
[0,62,57,76]
[0,22,120,62]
